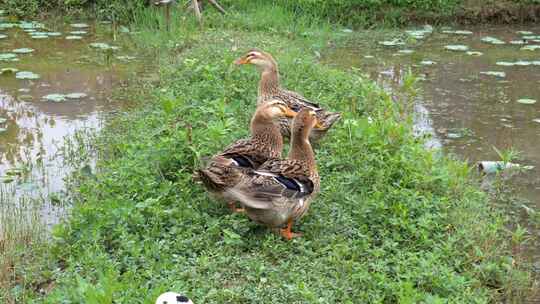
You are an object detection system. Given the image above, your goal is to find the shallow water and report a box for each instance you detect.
[326,24,540,299]
[0,18,142,229]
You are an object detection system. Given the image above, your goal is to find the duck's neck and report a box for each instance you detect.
[250,115,283,158]
[258,66,280,97]
[288,134,316,171]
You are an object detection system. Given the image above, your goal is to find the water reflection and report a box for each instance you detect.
[0,20,141,228]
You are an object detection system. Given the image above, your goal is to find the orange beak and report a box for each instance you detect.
[284,107,298,118]
[234,56,250,65]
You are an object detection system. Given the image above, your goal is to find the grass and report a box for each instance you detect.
[1,4,535,303]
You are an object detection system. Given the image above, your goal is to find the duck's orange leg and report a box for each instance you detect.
[227,201,245,213]
[280,219,303,240]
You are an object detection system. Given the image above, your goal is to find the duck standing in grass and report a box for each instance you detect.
[225,109,321,240]
[234,49,341,141]
[198,100,297,212]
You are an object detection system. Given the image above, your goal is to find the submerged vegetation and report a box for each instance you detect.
[0,3,534,303]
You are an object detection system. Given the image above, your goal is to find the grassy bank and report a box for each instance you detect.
[2,5,532,303]
[3,0,540,26]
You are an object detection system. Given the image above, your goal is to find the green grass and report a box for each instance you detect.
[3,5,533,304]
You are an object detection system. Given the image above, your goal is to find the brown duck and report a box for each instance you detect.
[198,100,297,212]
[225,109,321,240]
[234,49,341,141]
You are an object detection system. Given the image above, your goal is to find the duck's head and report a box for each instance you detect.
[292,109,323,139]
[155,292,193,304]
[234,49,277,71]
[255,100,297,122]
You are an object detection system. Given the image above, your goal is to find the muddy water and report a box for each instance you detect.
[0,18,143,228]
[326,24,540,298]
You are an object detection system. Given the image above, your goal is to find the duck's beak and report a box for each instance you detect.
[234,56,249,65]
[284,107,298,118]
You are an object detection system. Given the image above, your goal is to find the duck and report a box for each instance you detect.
[234,49,341,142]
[198,100,297,212]
[225,108,320,240]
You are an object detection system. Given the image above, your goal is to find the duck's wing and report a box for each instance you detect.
[279,89,321,110]
[227,159,314,209]
[219,138,272,169]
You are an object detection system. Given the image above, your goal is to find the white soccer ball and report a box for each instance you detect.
[155,292,193,304]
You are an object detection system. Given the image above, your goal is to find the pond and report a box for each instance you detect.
[325,24,540,299]
[0,16,146,236]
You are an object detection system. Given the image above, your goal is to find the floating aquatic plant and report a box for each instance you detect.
[0,127,6,133]
[445,45,469,51]
[0,67,18,74]
[397,49,414,54]
[43,94,66,102]
[420,60,436,65]
[521,45,540,51]
[442,30,473,35]
[466,51,483,56]
[12,48,34,54]
[0,53,17,61]
[66,93,87,99]
[0,118,7,123]
[517,98,537,104]
[70,31,87,35]
[71,23,89,28]
[65,35,83,40]
[47,32,62,37]
[481,36,506,45]
[517,31,534,35]
[0,34,7,39]
[378,39,405,47]
[15,71,40,80]
[116,55,136,61]
[480,71,506,78]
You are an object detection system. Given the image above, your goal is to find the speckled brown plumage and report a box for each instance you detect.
[235,49,341,142]
[225,109,320,239]
[198,101,296,206]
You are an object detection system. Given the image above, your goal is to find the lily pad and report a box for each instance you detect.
[517,31,534,35]
[66,92,87,99]
[43,94,66,102]
[0,34,7,39]
[445,45,469,51]
[496,61,516,66]
[31,34,48,39]
[378,39,405,47]
[466,51,483,56]
[89,42,120,50]
[0,53,17,61]
[19,21,44,29]
[420,60,436,65]
[342,28,353,33]
[71,23,89,28]
[70,30,87,35]
[47,32,62,37]
[65,35,83,40]
[510,40,526,45]
[481,36,506,45]
[517,98,537,104]
[0,23,16,29]
[480,71,506,78]
[0,118,6,123]
[398,49,414,54]
[0,67,18,74]
[18,88,30,93]
[442,30,473,35]
[533,118,540,124]
[521,45,540,51]
[0,127,6,134]
[12,48,34,54]
[15,71,40,80]
[116,55,136,61]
